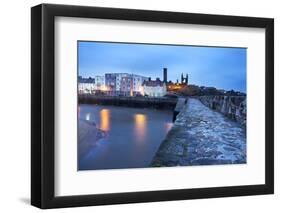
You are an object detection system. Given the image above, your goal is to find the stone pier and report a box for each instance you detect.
[151,98,246,167]
[198,96,246,126]
[173,98,187,121]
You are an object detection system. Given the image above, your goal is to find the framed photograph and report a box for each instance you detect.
[31,3,274,209]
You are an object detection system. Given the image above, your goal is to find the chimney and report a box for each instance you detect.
[148,77,151,81]
[163,68,167,83]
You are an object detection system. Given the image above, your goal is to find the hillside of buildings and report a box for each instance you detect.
[78,68,245,98]
[78,68,246,125]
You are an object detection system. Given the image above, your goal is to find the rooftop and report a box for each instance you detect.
[78,77,95,83]
[143,79,165,87]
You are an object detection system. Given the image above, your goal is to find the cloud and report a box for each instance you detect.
[78,41,246,92]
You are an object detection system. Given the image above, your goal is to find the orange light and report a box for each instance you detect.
[139,86,144,95]
[134,114,147,142]
[100,85,109,91]
[100,109,110,131]
[164,123,173,133]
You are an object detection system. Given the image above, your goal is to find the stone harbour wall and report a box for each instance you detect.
[150,98,246,167]
[197,96,246,127]
[79,94,177,110]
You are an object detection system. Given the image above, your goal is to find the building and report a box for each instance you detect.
[105,73,148,96]
[142,78,167,97]
[120,74,148,96]
[115,73,130,91]
[132,74,149,94]
[105,73,132,95]
[79,69,167,96]
[94,75,105,90]
[163,68,167,83]
[120,76,133,96]
[167,72,189,92]
[181,73,189,85]
[105,73,117,92]
[78,76,95,94]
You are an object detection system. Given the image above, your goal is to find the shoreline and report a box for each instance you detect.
[78,119,107,158]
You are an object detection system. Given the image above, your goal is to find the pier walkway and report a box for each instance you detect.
[151,98,246,167]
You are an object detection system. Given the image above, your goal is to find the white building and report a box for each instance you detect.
[78,77,95,94]
[132,74,149,93]
[94,75,105,90]
[104,73,148,96]
[142,79,167,97]
[78,73,151,95]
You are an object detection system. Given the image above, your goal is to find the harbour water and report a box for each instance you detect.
[78,104,173,170]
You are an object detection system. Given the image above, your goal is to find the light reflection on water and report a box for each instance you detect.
[99,109,110,131]
[79,104,173,170]
[85,113,91,121]
[134,114,147,143]
[164,122,173,133]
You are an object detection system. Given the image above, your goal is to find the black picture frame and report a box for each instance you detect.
[31,3,274,209]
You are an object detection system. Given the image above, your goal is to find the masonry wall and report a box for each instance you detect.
[197,96,246,126]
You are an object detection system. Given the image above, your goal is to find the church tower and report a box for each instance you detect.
[185,73,189,85]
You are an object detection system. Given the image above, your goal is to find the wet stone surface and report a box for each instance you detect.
[151,98,246,167]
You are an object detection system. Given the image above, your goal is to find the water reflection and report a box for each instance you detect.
[134,114,147,142]
[85,113,90,121]
[100,109,110,131]
[79,105,173,170]
[164,122,173,133]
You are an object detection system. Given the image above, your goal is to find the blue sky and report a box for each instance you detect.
[78,41,246,92]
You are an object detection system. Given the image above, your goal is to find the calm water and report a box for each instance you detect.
[78,104,173,170]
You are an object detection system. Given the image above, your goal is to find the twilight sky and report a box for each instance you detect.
[78,41,246,92]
